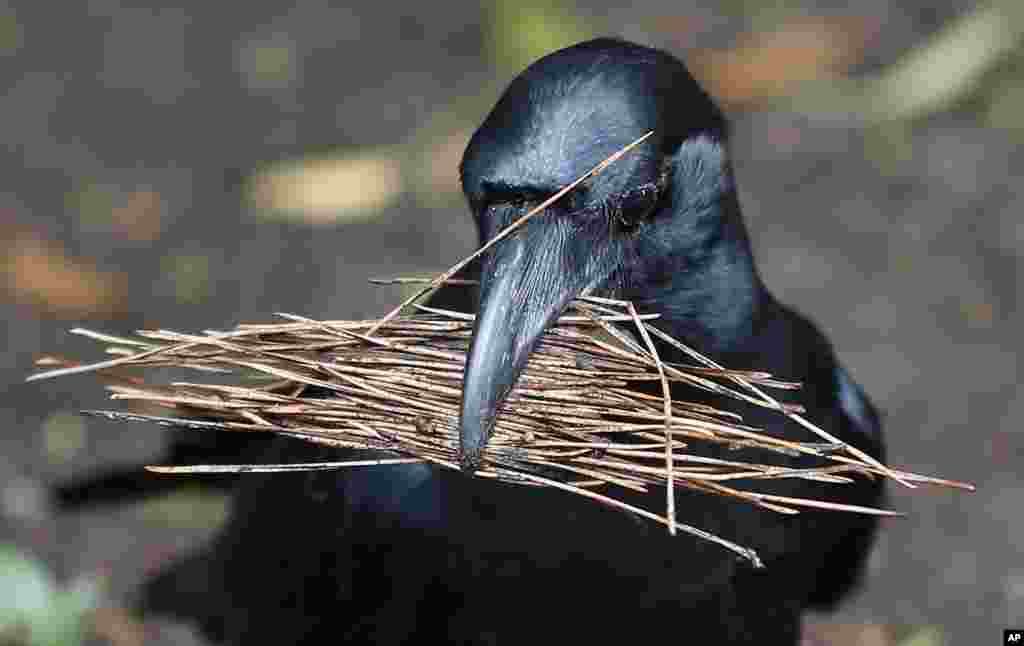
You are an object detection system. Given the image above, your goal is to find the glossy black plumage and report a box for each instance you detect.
[62,39,885,645]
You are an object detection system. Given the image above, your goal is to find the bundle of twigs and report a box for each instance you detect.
[29,294,971,566]
[29,135,972,564]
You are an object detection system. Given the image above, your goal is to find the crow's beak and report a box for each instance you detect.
[458,207,619,472]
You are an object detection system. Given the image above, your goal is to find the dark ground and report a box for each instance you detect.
[2,2,1021,644]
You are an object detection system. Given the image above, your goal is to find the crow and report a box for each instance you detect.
[63,38,886,645]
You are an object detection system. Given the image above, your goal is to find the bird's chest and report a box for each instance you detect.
[343,461,445,529]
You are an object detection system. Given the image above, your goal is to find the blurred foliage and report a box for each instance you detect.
[67,181,117,234]
[862,121,915,177]
[1,477,46,523]
[802,622,947,646]
[41,411,87,466]
[898,626,945,646]
[860,0,1024,123]
[69,181,165,243]
[408,128,473,209]
[111,190,164,243]
[714,0,802,23]
[0,11,21,55]
[484,0,597,77]
[235,34,299,92]
[162,252,211,305]
[0,546,98,646]
[763,0,1024,141]
[87,606,146,646]
[138,490,229,530]
[960,300,996,328]
[247,150,403,224]
[678,0,1024,138]
[1,234,126,317]
[985,80,1024,133]
[689,16,875,107]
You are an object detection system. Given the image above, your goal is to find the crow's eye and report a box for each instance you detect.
[620,182,661,215]
[612,181,662,232]
[507,194,529,209]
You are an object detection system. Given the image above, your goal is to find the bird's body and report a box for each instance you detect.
[60,39,885,645]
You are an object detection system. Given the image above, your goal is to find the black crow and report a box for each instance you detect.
[73,38,886,645]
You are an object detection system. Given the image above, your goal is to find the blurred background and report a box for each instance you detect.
[1,1,1021,644]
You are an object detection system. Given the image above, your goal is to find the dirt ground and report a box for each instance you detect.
[2,2,1020,644]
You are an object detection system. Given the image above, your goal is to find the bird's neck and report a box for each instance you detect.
[628,246,834,414]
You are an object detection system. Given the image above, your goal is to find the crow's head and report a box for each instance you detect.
[457,38,759,471]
